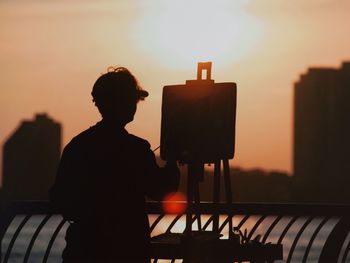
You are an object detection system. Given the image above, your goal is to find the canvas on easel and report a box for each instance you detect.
[160,62,236,163]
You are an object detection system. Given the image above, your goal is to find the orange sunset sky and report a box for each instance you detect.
[1,0,350,178]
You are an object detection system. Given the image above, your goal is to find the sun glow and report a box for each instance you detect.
[133,0,263,69]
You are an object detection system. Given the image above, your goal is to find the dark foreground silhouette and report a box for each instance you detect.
[50,67,180,263]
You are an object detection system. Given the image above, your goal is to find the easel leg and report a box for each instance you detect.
[194,181,202,230]
[223,159,233,237]
[213,160,221,233]
[186,164,195,233]
[186,162,204,233]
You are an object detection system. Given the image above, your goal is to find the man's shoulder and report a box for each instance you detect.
[63,124,152,151]
[127,134,151,149]
[64,126,97,150]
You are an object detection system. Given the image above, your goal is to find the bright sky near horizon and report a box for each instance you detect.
[1,0,350,179]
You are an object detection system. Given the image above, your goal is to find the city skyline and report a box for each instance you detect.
[2,113,61,200]
[293,62,350,202]
[1,0,350,174]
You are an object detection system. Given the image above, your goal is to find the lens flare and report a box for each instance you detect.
[162,191,187,214]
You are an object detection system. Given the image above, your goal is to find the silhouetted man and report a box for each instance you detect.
[50,67,180,263]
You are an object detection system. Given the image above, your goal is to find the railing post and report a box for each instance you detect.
[0,204,18,262]
[319,216,350,262]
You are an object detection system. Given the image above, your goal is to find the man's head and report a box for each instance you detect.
[91,67,148,125]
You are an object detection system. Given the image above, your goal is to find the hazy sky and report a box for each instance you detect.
[1,0,350,178]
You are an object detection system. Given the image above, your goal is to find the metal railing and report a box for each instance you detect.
[1,201,350,262]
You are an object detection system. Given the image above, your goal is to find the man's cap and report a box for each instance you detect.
[91,67,148,104]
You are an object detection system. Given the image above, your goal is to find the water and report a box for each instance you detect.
[2,215,350,263]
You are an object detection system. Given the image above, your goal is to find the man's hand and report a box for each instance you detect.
[165,159,178,169]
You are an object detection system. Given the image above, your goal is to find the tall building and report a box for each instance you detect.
[294,62,350,202]
[2,113,61,203]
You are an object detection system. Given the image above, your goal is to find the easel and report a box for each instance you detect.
[154,62,283,263]
[183,159,234,263]
[185,160,233,235]
[183,63,234,238]
[159,62,237,262]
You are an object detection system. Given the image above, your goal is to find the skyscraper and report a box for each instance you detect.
[2,113,61,203]
[294,62,350,202]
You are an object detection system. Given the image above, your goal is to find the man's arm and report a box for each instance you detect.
[143,146,180,201]
[49,143,86,221]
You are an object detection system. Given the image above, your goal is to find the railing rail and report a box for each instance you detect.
[1,201,350,262]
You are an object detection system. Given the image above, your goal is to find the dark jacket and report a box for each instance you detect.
[50,121,179,262]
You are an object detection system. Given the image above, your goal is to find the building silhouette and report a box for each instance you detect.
[2,113,61,204]
[293,62,350,202]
